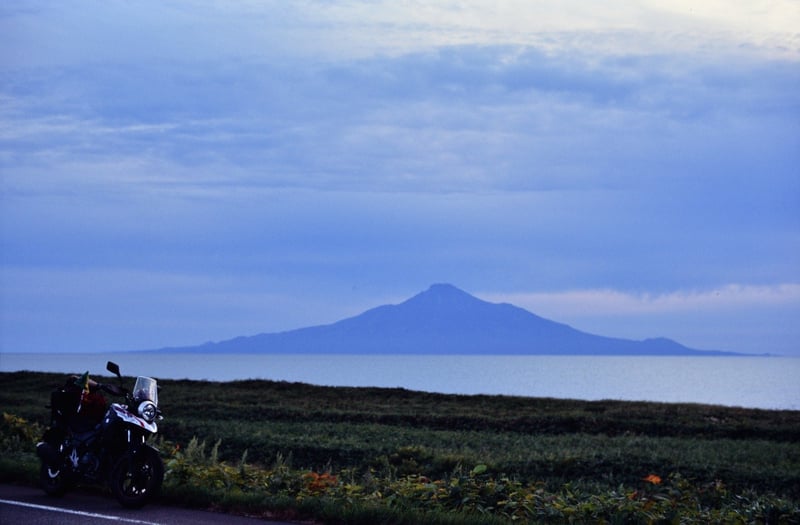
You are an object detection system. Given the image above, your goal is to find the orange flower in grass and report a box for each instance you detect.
[643,474,662,485]
[304,471,338,494]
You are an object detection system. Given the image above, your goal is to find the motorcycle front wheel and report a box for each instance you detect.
[39,462,68,496]
[110,448,164,508]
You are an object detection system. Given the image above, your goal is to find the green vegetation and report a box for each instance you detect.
[2,371,799,523]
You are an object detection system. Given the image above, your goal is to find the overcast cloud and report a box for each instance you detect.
[1,1,798,355]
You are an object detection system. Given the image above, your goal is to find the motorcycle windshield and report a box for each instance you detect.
[132,376,158,405]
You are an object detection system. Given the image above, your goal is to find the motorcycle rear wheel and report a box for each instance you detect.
[110,448,164,508]
[39,462,68,496]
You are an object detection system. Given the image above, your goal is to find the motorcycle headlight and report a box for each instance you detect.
[138,401,157,423]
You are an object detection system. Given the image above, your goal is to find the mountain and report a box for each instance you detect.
[156,283,739,355]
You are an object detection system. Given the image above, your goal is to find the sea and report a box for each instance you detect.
[1,353,798,411]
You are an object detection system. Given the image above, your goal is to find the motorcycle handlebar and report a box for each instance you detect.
[100,383,126,397]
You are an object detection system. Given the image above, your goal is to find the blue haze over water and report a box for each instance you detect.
[2,353,798,411]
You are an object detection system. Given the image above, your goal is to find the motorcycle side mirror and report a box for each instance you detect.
[106,361,121,379]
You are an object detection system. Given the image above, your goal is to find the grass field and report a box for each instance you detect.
[2,370,799,523]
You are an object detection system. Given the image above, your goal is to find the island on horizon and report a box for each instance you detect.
[151,283,751,356]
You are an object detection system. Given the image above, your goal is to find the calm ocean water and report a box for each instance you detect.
[2,353,798,410]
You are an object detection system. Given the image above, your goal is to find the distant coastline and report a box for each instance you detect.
[2,353,797,410]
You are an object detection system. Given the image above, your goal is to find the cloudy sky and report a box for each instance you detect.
[1,1,798,356]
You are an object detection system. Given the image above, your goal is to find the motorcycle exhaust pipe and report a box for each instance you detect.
[36,442,61,465]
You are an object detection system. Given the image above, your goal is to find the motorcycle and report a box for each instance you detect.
[36,361,164,508]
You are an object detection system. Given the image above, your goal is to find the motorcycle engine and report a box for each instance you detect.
[78,450,100,478]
